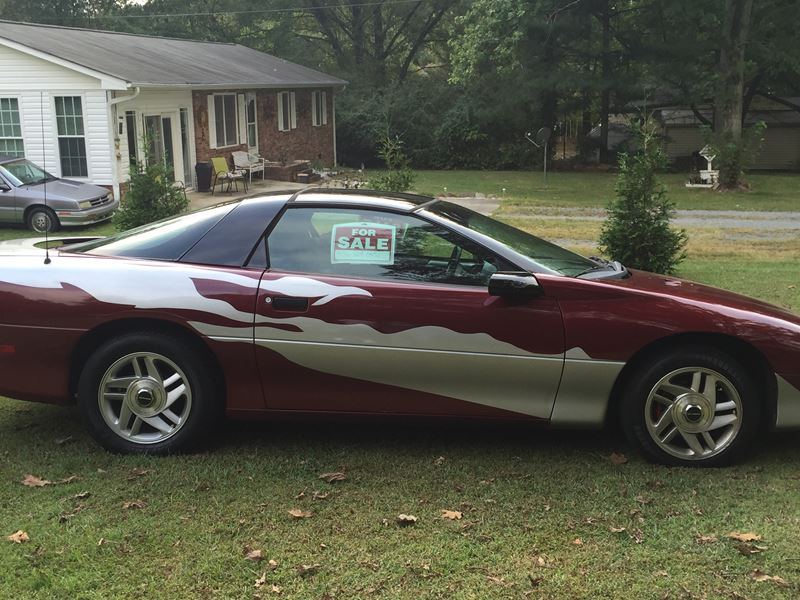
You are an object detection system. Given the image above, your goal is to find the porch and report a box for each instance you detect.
[186,177,308,210]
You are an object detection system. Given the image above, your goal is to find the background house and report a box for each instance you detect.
[0,20,346,199]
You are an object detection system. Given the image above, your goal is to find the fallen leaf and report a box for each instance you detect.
[288,509,312,519]
[441,510,462,520]
[296,563,321,577]
[271,584,282,594]
[572,538,583,546]
[318,472,346,483]
[73,491,91,500]
[695,534,718,545]
[434,456,446,466]
[7,530,29,543]
[127,468,150,480]
[734,542,767,556]
[750,569,789,587]
[58,505,86,523]
[97,538,106,546]
[727,532,761,542]
[629,528,644,544]
[609,452,628,465]
[487,575,504,584]
[609,526,626,533]
[268,559,278,570]
[634,495,653,505]
[254,572,267,588]
[294,491,306,499]
[22,474,50,487]
[312,491,329,500]
[245,549,265,562]
[122,500,146,510]
[397,514,418,526]
[55,436,75,446]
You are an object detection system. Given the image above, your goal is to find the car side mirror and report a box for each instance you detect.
[0,181,10,192]
[488,272,543,298]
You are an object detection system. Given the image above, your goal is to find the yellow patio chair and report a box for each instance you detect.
[210,157,247,195]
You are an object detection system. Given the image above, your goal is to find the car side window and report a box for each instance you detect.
[267,207,513,286]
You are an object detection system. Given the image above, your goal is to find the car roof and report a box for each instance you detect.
[239,188,438,213]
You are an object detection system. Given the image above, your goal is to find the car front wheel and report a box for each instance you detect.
[621,347,761,467]
[77,332,219,454]
[27,206,60,233]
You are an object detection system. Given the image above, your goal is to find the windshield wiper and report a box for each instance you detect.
[576,257,625,278]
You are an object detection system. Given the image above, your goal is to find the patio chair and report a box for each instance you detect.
[210,157,247,195]
[232,151,266,184]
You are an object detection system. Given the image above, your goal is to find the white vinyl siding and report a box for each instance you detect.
[312,91,327,127]
[277,91,296,132]
[209,93,238,148]
[0,97,24,156]
[0,44,103,91]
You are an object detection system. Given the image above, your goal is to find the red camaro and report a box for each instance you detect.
[1,190,798,466]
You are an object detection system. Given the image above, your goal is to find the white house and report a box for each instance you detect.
[0,20,346,199]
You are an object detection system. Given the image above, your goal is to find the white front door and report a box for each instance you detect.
[246,93,258,155]
[144,112,183,183]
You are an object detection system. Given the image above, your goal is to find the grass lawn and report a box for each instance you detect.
[0,222,115,242]
[2,175,800,598]
[413,170,800,212]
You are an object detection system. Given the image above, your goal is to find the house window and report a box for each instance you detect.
[0,98,24,157]
[312,91,327,127]
[55,96,88,177]
[212,94,238,148]
[125,110,138,169]
[277,91,296,132]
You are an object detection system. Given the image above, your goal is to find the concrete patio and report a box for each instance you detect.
[187,179,309,210]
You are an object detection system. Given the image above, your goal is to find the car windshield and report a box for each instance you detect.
[429,201,598,277]
[0,159,56,186]
[64,204,235,260]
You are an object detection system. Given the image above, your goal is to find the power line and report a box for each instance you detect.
[60,0,429,21]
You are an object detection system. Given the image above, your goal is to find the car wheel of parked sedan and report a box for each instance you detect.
[27,206,60,233]
[77,332,219,455]
[621,347,761,467]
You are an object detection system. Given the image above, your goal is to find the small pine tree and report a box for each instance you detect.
[115,156,188,231]
[599,118,687,274]
[368,132,416,192]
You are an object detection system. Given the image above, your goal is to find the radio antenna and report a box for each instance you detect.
[40,91,51,264]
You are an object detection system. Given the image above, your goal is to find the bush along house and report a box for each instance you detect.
[0,20,347,199]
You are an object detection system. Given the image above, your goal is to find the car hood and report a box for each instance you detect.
[607,269,800,326]
[17,179,109,202]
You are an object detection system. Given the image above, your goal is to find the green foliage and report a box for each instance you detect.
[707,121,767,189]
[368,133,416,192]
[599,119,687,274]
[115,159,188,231]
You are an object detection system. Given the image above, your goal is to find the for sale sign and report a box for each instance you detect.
[331,222,396,265]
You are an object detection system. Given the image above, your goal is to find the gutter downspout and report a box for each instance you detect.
[107,87,141,200]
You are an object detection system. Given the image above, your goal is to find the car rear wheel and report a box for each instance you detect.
[77,332,219,454]
[621,347,760,467]
[27,206,60,233]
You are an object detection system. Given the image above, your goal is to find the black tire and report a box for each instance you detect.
[27,206,60,233]
[77,331,220,455]
[620,346,761,467]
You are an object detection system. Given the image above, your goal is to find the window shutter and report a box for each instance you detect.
[290,92,297,130]
[311,92,318,127]
[207,94,217,149]
[277,92,285,131]
[321,91,328,125]
[237,93,246,144]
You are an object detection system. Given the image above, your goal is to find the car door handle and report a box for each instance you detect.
[270,296,309,312]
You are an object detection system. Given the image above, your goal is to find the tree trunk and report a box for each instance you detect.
[713,0,754,187]
[714,0,754,140]
[599,0,611,163]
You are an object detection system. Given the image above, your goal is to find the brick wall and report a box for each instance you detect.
[192,88,335,170]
